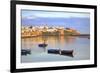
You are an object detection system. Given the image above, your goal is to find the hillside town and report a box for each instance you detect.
[21,25,80,38]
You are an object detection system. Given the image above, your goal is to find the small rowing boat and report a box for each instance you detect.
[38,44,48,47]
[48,49,74,57]
[21,49,31,55]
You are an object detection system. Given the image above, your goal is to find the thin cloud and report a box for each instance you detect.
[22,10,90,19]
[22,15,38,19]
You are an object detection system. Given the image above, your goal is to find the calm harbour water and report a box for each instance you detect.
[21,36,90,63]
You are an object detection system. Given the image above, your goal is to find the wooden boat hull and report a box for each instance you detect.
[61,50,73,57]
[21,49,31,55]
[48,49,59,54]
[48,49,74,57]
[38,44,48,47]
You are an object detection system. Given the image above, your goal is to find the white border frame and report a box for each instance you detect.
[16,4,94,69]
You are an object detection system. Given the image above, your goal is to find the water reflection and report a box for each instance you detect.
[21,36,90,63]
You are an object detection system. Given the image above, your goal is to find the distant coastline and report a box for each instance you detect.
[21,26,90,38]
[21,34,90,38]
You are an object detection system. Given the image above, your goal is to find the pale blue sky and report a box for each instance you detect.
[22,10,90,19]
[21,10,90,34]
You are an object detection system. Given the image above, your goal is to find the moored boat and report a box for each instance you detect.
[48,49,59,54]
[38,44,48,47]
[21,49,31,55]
[61,50,73,57]
[48,49,74,57]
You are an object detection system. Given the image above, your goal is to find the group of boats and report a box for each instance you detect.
[21,39,74,57]
[21,48,74,57]
[22,44,74,57]
[38,43,74,57]
[48,49,73,57]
